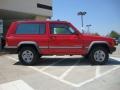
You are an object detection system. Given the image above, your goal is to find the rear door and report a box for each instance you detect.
[48,22,83,55]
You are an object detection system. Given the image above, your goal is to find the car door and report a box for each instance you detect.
[49,22,83,55]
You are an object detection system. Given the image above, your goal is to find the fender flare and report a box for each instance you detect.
[87,41,110,53]
[17,41,39,51]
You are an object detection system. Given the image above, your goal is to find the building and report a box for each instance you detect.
[0,0,52,36]
[0,20,3,34]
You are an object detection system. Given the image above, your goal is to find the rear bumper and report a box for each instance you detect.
[110,47,116,54]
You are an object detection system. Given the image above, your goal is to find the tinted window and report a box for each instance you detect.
[16,23,45,34]
[50,24,75,34]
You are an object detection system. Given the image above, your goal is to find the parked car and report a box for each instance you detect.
[118,37,120,44]
[4,20,117,65]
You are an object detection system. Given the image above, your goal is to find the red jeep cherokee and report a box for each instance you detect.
[5,20,116,65]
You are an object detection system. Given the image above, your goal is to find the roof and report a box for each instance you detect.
[16,20,69,24]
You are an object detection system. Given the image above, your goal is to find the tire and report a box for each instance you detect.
[18,47,39,65]
[89,47,109,65]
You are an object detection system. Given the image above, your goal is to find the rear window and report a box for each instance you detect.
[16,23,45,34]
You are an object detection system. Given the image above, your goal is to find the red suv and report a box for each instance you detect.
[5,20,116,65]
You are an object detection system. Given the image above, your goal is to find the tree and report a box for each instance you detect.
[109,31,120,39]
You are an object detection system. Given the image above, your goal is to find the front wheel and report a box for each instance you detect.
[18,47,39,65]
[89,47,109,65]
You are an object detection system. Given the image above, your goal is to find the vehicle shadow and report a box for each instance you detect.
[14,57,120,66]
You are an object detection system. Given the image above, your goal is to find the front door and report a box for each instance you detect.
[49,23,83,55]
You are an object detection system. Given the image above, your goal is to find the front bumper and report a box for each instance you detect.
[110,47,116,54]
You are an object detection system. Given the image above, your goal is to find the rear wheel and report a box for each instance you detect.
[89,47,109,65]
[18,47,39,65]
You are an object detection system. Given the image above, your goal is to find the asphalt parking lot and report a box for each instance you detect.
[0,45,120,90]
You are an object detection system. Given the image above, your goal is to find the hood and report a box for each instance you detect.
[81,34,114,42]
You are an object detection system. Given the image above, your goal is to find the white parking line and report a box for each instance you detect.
[0,80,34,90]
[40,58,65,71]
[5,55,65,71]
[5,55,19,61]
[95,66,100,78]
[4,55,79,87]
[28,66,78,87]
[110,57,120,61]
[77,66,120,87]
[59,60,80,79]
[4,55,120,88]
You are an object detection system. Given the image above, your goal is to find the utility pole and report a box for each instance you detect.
[86,24,92,34]
[77,11,87,33]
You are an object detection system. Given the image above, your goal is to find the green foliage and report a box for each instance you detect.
[109,31,120,38]
[56,28,64,33]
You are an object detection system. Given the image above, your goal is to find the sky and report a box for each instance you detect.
[52,0,120,35]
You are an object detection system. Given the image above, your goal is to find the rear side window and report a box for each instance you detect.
[16,23,45,34]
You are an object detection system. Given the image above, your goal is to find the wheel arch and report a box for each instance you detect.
[17,41,39,53]
[87,41,110,54]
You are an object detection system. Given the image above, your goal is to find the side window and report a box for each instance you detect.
[50,24,75,34]
[16,23,45,34]
[39,24,46,34]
